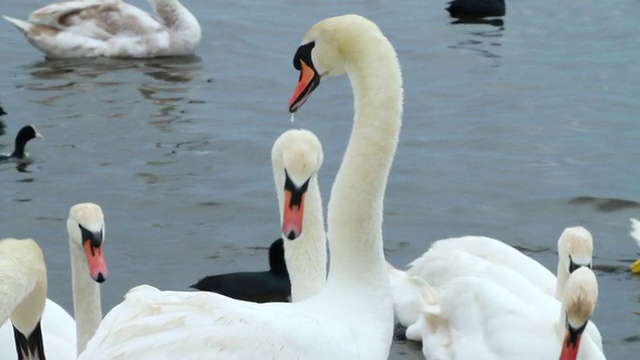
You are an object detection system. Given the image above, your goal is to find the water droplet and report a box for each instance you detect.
[290,113,295,123]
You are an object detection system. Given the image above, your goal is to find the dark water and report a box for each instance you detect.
[0,0,638,358]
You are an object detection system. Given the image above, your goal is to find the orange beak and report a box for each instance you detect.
[288,60,320,113]
[84,240,108,283]
[282,189,306,240]
[559,330,583,360]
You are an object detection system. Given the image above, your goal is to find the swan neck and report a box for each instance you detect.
[153,0,200,34]
[326,34,402,282]
[281,177,327,301]
[70,240,102,354]
[555,260,568,300]
[0,239,46,335]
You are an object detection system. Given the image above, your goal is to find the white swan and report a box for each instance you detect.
[630,218,640,273]
[79,14,402,359]
[0,202,108,358]
[3,0,201,58]
[272,129,327,301]
[388,226,595,327]
[0,238,49,359]
[412,266,605,360]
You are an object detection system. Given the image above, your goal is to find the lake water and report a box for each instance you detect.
[0,0,638,358]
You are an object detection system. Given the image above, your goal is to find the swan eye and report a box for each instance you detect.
[293,41,316,70]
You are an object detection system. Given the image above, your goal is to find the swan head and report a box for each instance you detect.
[288,14,381,113]
[557,226,593,276]
[2,238,47,337]
[560,267,598,359]
[67,203,108,283]
[272,129,323,240]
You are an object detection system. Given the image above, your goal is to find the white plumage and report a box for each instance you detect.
[3,0,201,58]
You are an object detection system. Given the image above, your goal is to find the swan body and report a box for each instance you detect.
[412,267,605,360]
[0,203,108,358]
[80,14,402,359]
[389,227,596,328]
[3,0,201,58]
[630,218,640,274]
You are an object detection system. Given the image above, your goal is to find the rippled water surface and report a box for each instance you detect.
[0,0,638,358]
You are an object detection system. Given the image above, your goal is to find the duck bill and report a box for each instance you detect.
[282,190,306,240]
[559,330,583,360]
[288,60,320,113]
[83,240,108,283]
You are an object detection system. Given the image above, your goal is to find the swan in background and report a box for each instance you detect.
[0,125,42,163]
[413,267,604,360]
[388,226,595,328]
[79,14,402,359]
[190,238,291,302]
[630,218,640,274]
[191,128,328,303]
[0,202,108,358]
[3,0,201,58]
[0,238,49,359]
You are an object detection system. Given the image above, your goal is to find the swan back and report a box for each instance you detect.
[0,238,47,336]
[272,129,327,301]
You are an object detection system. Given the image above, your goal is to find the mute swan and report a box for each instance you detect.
[0,125,42,162]
[79,14,401,359]
[630,218,640,274]
[412,266,604,360]
[272,129,327,301]
[0,238,48,359]
[3,0,201,58]
[0,202,108,358]
[389,227,595,326]
[190,128,328,303]
[190,238,291,302]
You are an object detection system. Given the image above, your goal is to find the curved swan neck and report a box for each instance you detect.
[326,28,403,284]
[283,176,327,301]
[70,240,102,354]
[0,238,46,336]
[555,262,568,300]
[152,0,200,34]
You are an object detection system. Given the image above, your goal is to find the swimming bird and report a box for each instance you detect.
[0,203,108,358]
[3,0,201,58]
[413,266,604,359]
[630,218,640,274]
[191,128,328,303]
[0,124,42,163]
[445,0,506,19]
[190,238,291,302]
[388,227,595,326]
[79,14,402,359]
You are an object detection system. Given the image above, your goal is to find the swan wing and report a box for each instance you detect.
[409,236,556,296]
[422,276,559,360]
[28,0,164,40]
[80,285,350,359]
